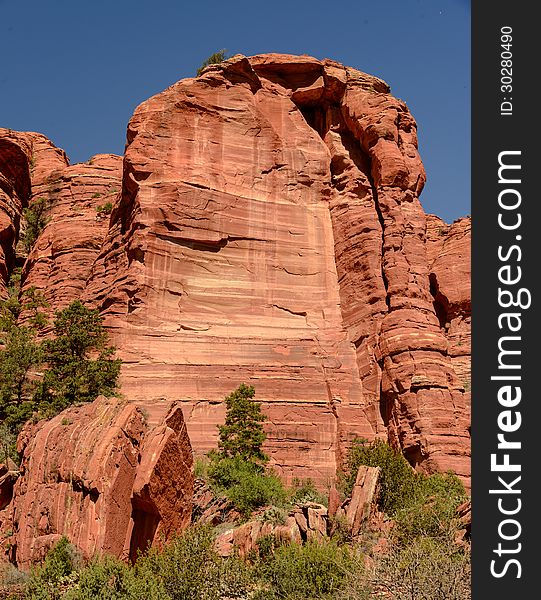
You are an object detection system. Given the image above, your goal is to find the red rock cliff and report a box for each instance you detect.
[0,53,471,489]
[0,396,193,569]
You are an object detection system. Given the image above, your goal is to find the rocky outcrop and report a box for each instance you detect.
[214,503,324,558]
[80,53,470,485]
[337,465,380,537]
[0,129,33,297]
[4,54,471,488]
[426,215,471,393]
[0,396,193,569]
[214,466,381,557]
[20,136,122,317]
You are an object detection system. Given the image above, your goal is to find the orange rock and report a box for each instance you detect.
[0,396,192,569]
[8,53,470,488]
[0,129,33,296]
[345,466,380,537]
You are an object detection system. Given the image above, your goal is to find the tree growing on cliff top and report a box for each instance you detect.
[216,383,269,467]
[196,49,229,76]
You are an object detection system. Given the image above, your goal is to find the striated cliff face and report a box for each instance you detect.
[0,396,193,568]
[0,54,471,493]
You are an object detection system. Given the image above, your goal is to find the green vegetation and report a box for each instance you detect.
[343,438,418,514]
[96,201,113,215]
[216,383,268,466]
[15,530,370,600]
[0,281,49,439]
[204,384,286,516]
[0,288,120,462]
[375,535,471,600]
[0,388,470,599]
[196,49,229,75]
[255,539,367,600]
[34,300,121,416]
[208,455,287,517]
[290,478,328,507]
[344,438,467,543]
[22,197,50,253]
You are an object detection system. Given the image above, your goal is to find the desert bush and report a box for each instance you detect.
[374,535,471,600]
[196,50,229,75]
[260,505,287,526]
[95,202,113,215]
[344,439,417,515]
[140,525,252,600]
[208,456,287,517]
[290,478,328,507]
[193,455,210,480]
[62,555,166,600]
[255,539,366,600]
[22,198,49,253]
[24,537,81,599]
[345,439,467,544]
[394,471,467,542]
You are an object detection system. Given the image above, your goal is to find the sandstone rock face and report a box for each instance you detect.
[6,54,471,489]
[426,215,471,393]
[341,465,380,537]
[81,54,470,485]
[21,139,122,317]
[0,396,192,568]
[0,129,33,297]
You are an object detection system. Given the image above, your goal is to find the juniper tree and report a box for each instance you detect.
[216,383,268,467]
[35,300,121,415]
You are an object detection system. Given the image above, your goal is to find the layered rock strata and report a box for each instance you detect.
[0,129,33,297]
[82,54,470,484]
[0,396,193,568]
[21,136,122,316]
[1,53,471,488]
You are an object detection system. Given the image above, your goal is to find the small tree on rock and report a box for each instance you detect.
[35,300,121,415]
[216,383,268,467]
[196,49,229,76]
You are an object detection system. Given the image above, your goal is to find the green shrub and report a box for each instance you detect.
[208,456,287,517]
[345,440,467,545]
[256,539,366,600]
[290,478,328,507]
[22,198,50,253]
[25,537,80,599]
[96,202,113,215]
[140,525,252,600]
[394,471,467,542]
[196,49,229,76]
[344,439,417,515]
[375,536,471,600]
[193,455,210,480]
[62,555,167,600]
[260,506,287,526]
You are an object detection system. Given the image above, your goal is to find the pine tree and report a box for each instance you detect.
[35,300,121,414]
[217,383,268,466]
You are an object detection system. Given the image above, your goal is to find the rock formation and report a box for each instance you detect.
[0,53,471,496]
[213,466,382,557]
[0,396,193,568]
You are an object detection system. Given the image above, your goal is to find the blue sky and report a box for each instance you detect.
[0,0,470,222]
